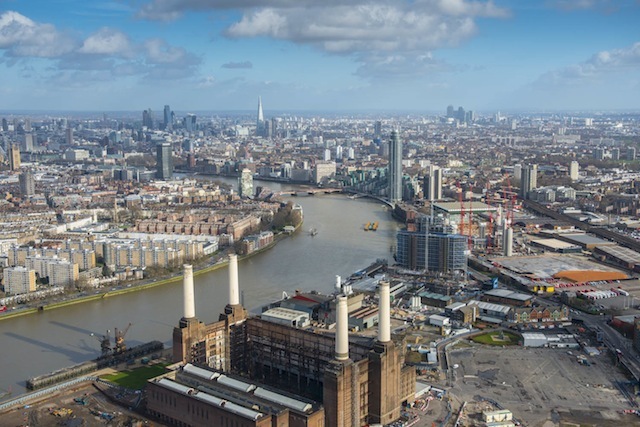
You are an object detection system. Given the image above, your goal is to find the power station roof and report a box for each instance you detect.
[183,363,220,381]
[262,307,309,321]
[217,374,257,393]
[156,378,265,421]
[254,387,312,413]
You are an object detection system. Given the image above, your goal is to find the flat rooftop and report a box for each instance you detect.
[491,254,620,279]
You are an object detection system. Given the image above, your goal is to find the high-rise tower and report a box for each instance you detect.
[163,105,172,131]
[156,142,173,180]
[257,96,264,124]
[424,165,442,201]
[388,129,402,203]
[256,96,264,136]
[8,143,20,171]
[19,169,35,196]
[520,164,538,199]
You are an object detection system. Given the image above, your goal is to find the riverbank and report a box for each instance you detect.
[0,227,300,322]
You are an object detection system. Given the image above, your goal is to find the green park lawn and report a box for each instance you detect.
[101,364,168,389]
[471,331,521,346]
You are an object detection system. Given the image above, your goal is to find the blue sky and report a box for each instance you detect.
[0,0,638,112]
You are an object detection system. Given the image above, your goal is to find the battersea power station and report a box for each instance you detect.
[146,255,416,426]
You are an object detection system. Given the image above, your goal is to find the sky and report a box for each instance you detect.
[0,0,638,112]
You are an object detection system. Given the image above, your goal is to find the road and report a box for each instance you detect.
[571,310,640,382]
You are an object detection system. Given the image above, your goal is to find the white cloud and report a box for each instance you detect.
[545,0,615,10]
[0,11,202,82]
[536,42,640,86]
[78,28,133,56]
[144,38,198,65]
[225,2,507,54]
[0,11,75,58]
[137,0,508,78]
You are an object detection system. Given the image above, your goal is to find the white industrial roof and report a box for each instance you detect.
[157,378,194,394]
[254,387,312,413]
[183,363,220,381]
[157,378,264,421]
[217,374,256,393]
[474,301,511,314]
[522,332,547,340]
[262,307,309,321]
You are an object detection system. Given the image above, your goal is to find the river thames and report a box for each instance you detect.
[0,178,399,399]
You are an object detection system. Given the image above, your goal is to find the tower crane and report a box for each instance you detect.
[114,323,132,355]
[457,180,465,236]
[485,182,495,252]
[90,330,111,358]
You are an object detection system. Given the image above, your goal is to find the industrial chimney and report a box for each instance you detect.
[335,275,341,291]
[228,254,240,306]
[378,281,391,343]
[504,227,513,257]
[182,264,195,319]
[335,295,349,361]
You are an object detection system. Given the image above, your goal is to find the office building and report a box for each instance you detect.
[374,120,382,138]
[163,105,172,131]
[513,163,522,181]
[627,147,636,161]
[3,266,36,295]
[22,133,34,152]
[446,105,455,118]
[396,228,467,273]
[65,127,74,145]
[184,114,196,133]
[19,169,35,196]
[8,143,20,170]
[239,168,254,198]
[256,96,264,136]
[156,142,173,180]
[569,161,579,181]
[314,161,336,184]
[388,130,402,203]
[143,109,154,129]
[520,164,538,199]
[423,166,442,201]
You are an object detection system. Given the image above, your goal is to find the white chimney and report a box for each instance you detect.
[335,275,341,291]
[378,281,391,342]
[183,264,195,319]
[505,227,513,257]
[229,254,240,306]
[335,295,349,361]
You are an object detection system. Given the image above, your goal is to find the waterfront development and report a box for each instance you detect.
[0,187,398,399]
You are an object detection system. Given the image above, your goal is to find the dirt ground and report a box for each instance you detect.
[1,382,162,427]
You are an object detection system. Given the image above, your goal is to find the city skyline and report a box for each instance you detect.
[0,1,638,112]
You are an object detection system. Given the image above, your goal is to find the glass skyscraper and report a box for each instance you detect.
[156,142,173,180]
[388,129,402,203]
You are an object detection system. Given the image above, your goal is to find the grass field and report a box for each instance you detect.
[471,331,521,346]
[101,364,168,389]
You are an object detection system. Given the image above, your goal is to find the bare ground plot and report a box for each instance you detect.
[448,345,640,427]
[1,382,160,427]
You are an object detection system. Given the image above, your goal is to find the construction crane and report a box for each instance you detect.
[114,323,132,355]
[90,330,111,358]
[505,175,516,226]
[457,180,465,236]
[485,182,495,252]
[467,181,475,250]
